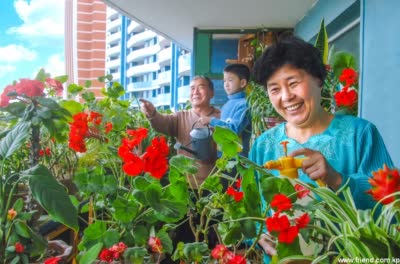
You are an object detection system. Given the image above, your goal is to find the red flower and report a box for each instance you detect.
[270,194,292,212]
[15,242,24,253]
[126,128,148,147]
[235,178,242,189]
[45,78,63,96]
[294,184,310,199]
[109,242,127,260]
[143,136,169,179]
[0,84,16,108]
[296,213,310,229]
[278,225,299,244]
[211,244,229,259]
[367,164,400,204]
[148,236,163,253]
[227,255,247,264]
[226,186,244,202]
[339,68,358,87]
[45,147,51,156]
[334,87,358,107]
[39,149,45,156]
[266,212,290,233]
[15,79,44,97]
[123,157,145,176]
[44,257,61,264]
[105,122,113,133]
[99,248,113,262]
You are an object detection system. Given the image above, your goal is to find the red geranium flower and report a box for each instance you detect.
[266,212,290,233]
[99,248,113,262]
[148,236,163,253]
[339,68,358,87]
[227,255,247,264]
[45,77,63,96]
[367,164,400,204]
[294,184,310,199]
[211,244,229,259]
[15,242,24,253]
[334,87,357,107]
[270,193,292,212]
[296,213,310,229]
[44,257,61,264]
[278,225,299,244]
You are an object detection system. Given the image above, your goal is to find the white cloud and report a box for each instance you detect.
[7,0,64,38]
[0,44,37,62]
[37,53,65,78]
[0,65,17,79]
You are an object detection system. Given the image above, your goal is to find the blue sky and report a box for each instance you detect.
[0,0,65,92]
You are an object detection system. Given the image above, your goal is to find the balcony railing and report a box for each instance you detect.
[127,21,143,34]
[158,35,170,47]
[178,53,191,76]
[106,45,120,57]
[107,32,121,44]
[127,45,160,63]
[178,85,190,103]
[157,46,172,65]
[108,17,121,31]
[107,7,118,19]
[127,30,157,48]
[111,72,120,81]
[126,62,160,77]
[145,93,171,107]
[157,70,171,85]
[126,81,159,92]
[106,59,120,69]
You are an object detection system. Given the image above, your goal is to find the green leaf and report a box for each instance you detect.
[26,164,79,231]
[79,242,103,264]
[276,237,302,258]
[157,229,173,254]
[314,19,329,64]
[102,229,120,248]
[154,199,187,222]
[67,83,84,94]
[0,122,30,159]
[260,177,296,204]
[34,68,47,82]
[54,75,69,83]
[59,100,82,116]
[112,196,139,223]
[223,224,242,245]
[73,168,118,195]
[332,52,357,78]
[169,155,198,174]
[81,91,95,102]
[36,97,60,109]
[132,225,149,246]
[213,126,241,158]
[201,175,223,193]
[14,221,30,238]
[84,80,92,88]
[12,198,24,212]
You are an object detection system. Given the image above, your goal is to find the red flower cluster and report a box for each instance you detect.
[15,242,24,253]
[367,164,400,205]
[294,184,310,199]
[211,244,246,264]
[334,87,357,107]
[118,128,169,179]
[226,179,244,202]
[265,194,310,244]
[68,111,111,153]
[0,79,45,107]
[44,257,61,264]
[338,68,358,87]
[98,242,128,263]
[334,68,358,109]
[45,78,63,96]
[39,147,51,157]
[148,236,163,253]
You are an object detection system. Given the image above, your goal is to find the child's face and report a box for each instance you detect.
[223,72,247,95]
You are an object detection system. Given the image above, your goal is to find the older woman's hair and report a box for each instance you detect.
[253,36,326,87]
[192,75,214,91]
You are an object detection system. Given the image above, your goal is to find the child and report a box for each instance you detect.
[199,63,251,156]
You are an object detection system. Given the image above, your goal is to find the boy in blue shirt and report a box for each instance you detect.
[199,63,251,156]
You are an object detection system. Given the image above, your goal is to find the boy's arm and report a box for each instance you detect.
[209,103,250,134]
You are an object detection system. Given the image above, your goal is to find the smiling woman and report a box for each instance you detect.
[251,35,394,263]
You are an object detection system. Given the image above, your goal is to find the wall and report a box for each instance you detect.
[360,0,400,166]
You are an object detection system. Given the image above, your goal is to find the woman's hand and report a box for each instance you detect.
[258,233,277,256]
[289,148,342,190]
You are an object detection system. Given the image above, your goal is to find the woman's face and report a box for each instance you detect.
[266,64,322,128]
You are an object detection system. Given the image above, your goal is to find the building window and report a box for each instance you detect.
[152,90,157,97]
[164,86,170,93]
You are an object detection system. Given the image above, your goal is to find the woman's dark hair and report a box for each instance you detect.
[253,35,326,86]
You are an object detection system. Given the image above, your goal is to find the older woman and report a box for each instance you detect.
[251,36,394,261]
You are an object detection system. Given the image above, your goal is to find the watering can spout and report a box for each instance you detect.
[174,142,198,156]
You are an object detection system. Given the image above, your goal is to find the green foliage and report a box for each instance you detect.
[315,19,329,64]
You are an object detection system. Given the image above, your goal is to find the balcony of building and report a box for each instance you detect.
[107,31,121,44]
[157,70,171,86]
[106,45,120,57]
[106,58,120,69]
[108,17,121,31]
[106,7,118,20]
[146,92,171,107]
[158,35,170,48]
[127,45,160,63]
[157,46,172,66]
[178,53,191,76]
[127,20,143,34]
[111,72,120,81]
[126,81,159,92]
[177,85,190,104]
[126,62,160,77]
[127,30,157,48]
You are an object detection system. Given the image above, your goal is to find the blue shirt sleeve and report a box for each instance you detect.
[209,102,250,135]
